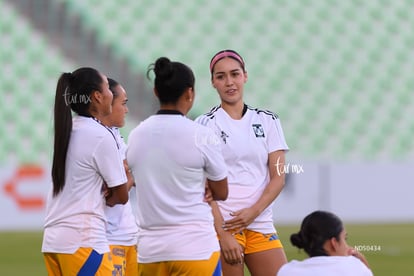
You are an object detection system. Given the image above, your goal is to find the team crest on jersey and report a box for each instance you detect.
[252,124,265,138]
[220,130,229,144]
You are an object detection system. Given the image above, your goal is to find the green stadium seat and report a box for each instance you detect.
[2,0,414,163]
[0,1,76,164]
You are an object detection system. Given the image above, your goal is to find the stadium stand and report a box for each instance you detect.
[1,0,414,164]
[0,1,75,164]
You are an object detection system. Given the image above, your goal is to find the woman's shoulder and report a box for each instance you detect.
[73,116,112,137]
[194,105,221,126]
[246,105,280,121]
[278,256,372,275]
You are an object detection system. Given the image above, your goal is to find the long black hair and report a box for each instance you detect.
[51,67,103,196]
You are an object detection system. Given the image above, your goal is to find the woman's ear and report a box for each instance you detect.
[91,90,102,104]
[153,88,159,98]
[189,87,194,101]
[184,87,194,102]
[322,237,336,256]
[330,237,340,252]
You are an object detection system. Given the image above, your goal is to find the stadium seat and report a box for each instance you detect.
[1,0,414,163]
[0,2,74,164]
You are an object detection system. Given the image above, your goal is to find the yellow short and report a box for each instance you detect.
[138,251,221,276]
[43,247,113,276]
[233,229,283,254]
[110,244,138,276]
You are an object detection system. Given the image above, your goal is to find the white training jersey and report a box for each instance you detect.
[42,116,127,254]
[277,256,374,276]
[195,104,288,233]
[127,112,227,263]
[105,128,139,246]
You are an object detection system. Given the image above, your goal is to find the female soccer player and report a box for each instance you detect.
[277,210,373,276]
[127,57,228,276]
[196,49,289,275]
[102,78,138,275]
[42,67,128,276]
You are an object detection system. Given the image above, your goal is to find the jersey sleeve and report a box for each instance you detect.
[94,133,127,188]
[266,115,289,153]
[194,114,209,127]
[112,127,127,159]
[196,126,227,181]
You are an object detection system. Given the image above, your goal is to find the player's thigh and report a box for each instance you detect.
[220,253,244,276]
[245,248,287,276]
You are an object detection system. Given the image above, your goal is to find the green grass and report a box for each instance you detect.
[0,231,46,275]
[1,224,413,276]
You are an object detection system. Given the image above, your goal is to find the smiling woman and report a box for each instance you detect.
[196,49,289,276]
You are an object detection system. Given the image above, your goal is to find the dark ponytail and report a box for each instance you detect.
[290,210,344,257]
[147,57,195,104]
[52,73,73,196]
[51,67,103,196]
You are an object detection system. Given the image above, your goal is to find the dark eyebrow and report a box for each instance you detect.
[230,69,241,73]
[214,68,241,75]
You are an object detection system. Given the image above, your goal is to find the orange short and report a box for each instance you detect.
[233,229,283,254]
[138,251,221,276]
[110,244,138,275]
[43,247,113,276]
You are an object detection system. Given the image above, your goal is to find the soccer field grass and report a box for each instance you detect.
[0,224,413,275]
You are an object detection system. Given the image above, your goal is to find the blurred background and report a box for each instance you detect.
[0,0,413,274]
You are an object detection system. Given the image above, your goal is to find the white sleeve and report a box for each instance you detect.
[197,127,227,181]
[115,129,127,159]
[266,116,289,153]
[94,133,127,188]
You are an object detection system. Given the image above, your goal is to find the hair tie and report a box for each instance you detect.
[210,51,245,73]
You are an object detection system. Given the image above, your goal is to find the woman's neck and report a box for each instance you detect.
[221,101,245,120]
[159,103,187,115]
[89,110,106,122]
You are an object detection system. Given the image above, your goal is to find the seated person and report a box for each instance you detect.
[277,210,373,276]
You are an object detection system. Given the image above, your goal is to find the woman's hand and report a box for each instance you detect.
[222,207,259,232]
[348,247,370,268]
[219,231,244,265]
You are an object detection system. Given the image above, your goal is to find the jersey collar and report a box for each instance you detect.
[156,109,184,116]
